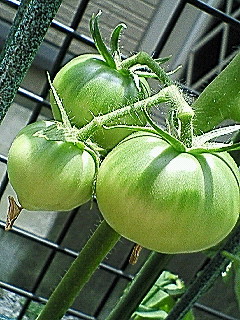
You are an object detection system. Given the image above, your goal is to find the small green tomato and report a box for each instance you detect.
[7,121,96,211]
[50,54,150,149]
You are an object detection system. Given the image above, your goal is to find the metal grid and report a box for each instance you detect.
[0,0,239,319]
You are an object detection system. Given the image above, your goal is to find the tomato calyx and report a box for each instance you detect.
[90,12,175,91]
[90,11,118,70]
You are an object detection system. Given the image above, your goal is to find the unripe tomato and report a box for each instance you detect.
[7,121,96,211]
[50,54,150,149]
[96,132,240,253]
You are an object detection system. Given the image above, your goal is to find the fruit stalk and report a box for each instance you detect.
[120,51,173,86]
[36,220,120,320]
[77,84,193,144]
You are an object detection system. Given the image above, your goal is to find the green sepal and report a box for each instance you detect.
[33,121,81,144]
[189,141,240,154]
[143,108,186,152]
[110,23,126,58]
[155,56,172,64]
[135,65,182,78]
[90,11,116,69]
[192,124,240,146]
[47,72,71,128]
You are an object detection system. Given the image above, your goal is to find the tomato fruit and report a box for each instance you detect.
[96,132,240,253]
[50,54,150,149]
[7,121,96,211]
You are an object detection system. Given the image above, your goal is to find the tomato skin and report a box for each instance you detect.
[96,132,240,253]
[50,54,149,149]
[7,121,96,211]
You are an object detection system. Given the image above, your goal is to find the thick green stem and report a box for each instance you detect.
[120,51,173,86]
[119,52,195,146]
[106,252,172,320]
[77,84,194,145]
[36,220,120,320]
[77,87,170,141]
[165,85,194,147]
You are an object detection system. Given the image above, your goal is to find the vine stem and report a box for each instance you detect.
[120,51,173,86]
[77,84,194,148]
[106,252,172,320]
[36,220,120,320]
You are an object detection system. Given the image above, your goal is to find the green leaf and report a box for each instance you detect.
[145,290,171,309]
[90,12,116,68]
[131,270,195,320]
[183,310,195,320]
[134,309,168,319]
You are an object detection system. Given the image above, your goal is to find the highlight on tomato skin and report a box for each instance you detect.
[7,121,96,212]
[95,132,240,254]
[50,54,150,150]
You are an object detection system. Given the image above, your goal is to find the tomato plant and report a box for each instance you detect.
[7,120,96,211]
[50,13,150,149]
[96,131,240,254]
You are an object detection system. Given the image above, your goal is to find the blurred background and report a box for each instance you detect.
[0,0,239,319]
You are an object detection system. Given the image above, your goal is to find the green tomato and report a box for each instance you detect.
[50,54,150,149]
[96,132,240,253]
[7,121,96,211]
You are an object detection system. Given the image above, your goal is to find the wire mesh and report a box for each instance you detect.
[0,0,239,319]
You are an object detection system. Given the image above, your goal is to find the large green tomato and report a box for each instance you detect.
[7,121,96,211]
[96,132,240,253]
[50,54,150,149]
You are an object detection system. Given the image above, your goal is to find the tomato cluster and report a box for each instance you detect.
[7,15,240,254]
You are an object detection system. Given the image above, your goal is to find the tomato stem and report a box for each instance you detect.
[36,220,120,320]
[164,85,194,147]
[77,84,194,149]
[120,51,173,86]
[77,86,170,141]
[106,252,172,320]
[119,52,194,147]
